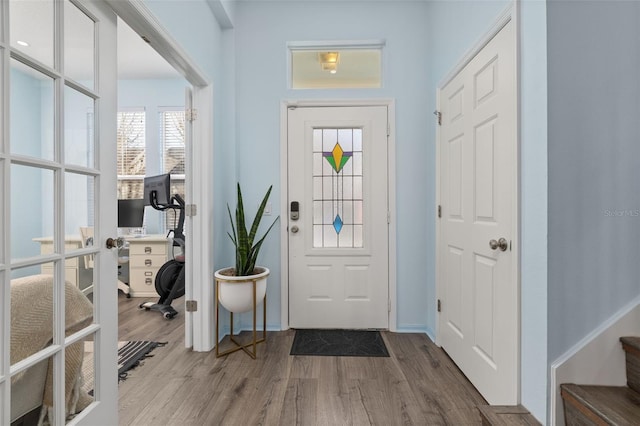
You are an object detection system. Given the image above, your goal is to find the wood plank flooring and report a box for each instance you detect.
[117,294,488,425]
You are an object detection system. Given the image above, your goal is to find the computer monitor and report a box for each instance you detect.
[143,173,171,206]
[117,199,145,228]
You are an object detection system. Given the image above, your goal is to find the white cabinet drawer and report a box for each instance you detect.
[129,268,160,297]
[129,243,167,256]
[129,254,166,269]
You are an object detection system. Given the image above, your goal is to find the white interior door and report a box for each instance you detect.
[1,0,119,424]
[287,106,389,329]
[437,20,517,404]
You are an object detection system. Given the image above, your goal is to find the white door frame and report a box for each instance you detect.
[280,99,397,332]
[435,2,520,397]
[104,0,216,351]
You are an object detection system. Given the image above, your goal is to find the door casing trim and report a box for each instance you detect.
[280,99,397,331]
[105,0,215,352]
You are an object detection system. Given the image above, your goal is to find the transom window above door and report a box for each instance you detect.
[289,41,384,89]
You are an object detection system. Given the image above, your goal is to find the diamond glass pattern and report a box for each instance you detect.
[313,129,364,248]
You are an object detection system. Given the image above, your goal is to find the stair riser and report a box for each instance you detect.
[622,342,640,393]
[564,402,608,426]
[561,390,609,426]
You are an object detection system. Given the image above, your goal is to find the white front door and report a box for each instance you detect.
[2,0,119,424]
[287,106,389,329]
[437,20,518,404]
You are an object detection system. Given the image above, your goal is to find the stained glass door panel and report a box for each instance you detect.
[312,128,363,248]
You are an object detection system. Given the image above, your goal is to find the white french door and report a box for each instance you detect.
[287,106,389,329]
[1,0,118,424]
[437,20,517,404]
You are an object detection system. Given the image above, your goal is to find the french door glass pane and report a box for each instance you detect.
[64,87,95,168]
[9,271,54,365]
[10,164,54,262]
[62,283,94,423]
[64,0,95,89]
[65,171,96,295]
[70,337,96,421]
[9,0,54,68]
[10,59,54,161]
[10,357,49,421]
[65,171,94,235]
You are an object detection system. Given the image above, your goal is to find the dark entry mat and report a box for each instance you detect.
[290,329,390,357]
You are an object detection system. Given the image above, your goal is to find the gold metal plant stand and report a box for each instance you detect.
[215,276,267,359]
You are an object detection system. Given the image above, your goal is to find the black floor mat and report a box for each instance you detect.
[290,329,389,357]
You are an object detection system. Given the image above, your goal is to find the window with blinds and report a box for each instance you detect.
[117,109,146,199]
[160,109,186,231]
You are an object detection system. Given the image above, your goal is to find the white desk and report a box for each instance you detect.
[124,234,171,298]
[34,234,171,298]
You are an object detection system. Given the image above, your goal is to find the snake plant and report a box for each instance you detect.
[227,183,279,276]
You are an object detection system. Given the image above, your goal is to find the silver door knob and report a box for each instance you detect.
[290,226,299,233]
[489,238,508,251]
[106,237,124,249]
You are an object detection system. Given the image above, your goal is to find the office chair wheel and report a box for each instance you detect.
[126,293,131,299]
[163,312,174,319]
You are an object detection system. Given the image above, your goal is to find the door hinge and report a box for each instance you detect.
[185,204,197,217]
[186,300,197,312]
[437,299,442,313]
[438,205,442,218]
[434,110,442,126]
[388,299,392,312]
[387,211,391,224]
[185,108,198,122]
[387,122,391,137]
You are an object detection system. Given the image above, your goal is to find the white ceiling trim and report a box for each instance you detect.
[206,0,234,29]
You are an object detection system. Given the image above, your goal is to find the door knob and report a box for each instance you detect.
[106,237,124,249]
[489,238,508,252]
[290,225,299,234]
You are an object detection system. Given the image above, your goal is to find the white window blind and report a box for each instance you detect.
[117,110,146,199]
[160,109,185,231]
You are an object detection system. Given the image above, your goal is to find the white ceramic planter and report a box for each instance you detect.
[214,267,269,313]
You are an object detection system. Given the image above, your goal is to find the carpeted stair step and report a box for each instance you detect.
[477,405,540,425]
[620,337,640,393]
[561,383,640,425]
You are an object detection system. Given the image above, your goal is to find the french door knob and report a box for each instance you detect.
[106,237,124,249]
[489,238,508,252]
[290,226,299,234]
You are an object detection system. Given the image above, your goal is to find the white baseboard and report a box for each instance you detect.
[549,295,640,426]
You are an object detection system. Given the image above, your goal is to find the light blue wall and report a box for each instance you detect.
[234,0,431,330]
[547,0,640,362]
[142,0,236,272]
[118,78,187,234]
[426,1,548,422]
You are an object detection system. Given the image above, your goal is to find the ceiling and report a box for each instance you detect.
[8,0,181,81]
[117,17,181,80]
